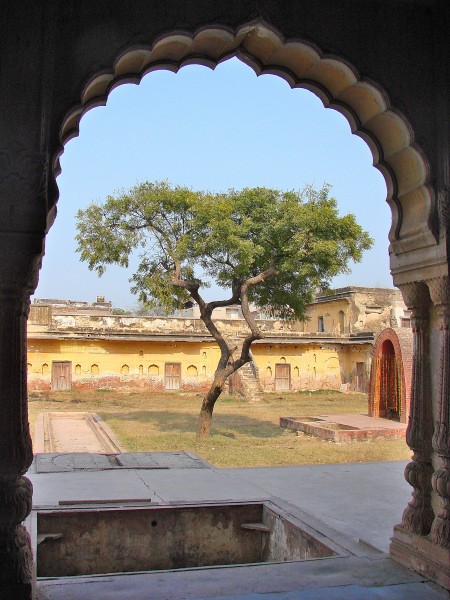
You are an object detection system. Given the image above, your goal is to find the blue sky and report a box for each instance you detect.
[35,57,392,309]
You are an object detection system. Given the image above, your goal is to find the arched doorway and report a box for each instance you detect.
[368,328,413,424]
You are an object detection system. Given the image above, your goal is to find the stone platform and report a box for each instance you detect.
[280,414,407,442]
[27,458,448,599]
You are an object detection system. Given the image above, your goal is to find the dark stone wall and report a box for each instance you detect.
[1,1,447,235]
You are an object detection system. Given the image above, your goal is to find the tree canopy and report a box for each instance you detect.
[76,180,373,436]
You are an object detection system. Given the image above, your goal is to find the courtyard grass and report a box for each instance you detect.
[27,389,411,468]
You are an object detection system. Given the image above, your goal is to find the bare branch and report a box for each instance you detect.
[172,278,233,364]
[240,266,278,337]
[206,293,241,313]
[231,266,279,367]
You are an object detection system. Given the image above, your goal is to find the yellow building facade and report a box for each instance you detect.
[27,286,405,394]
[27,335,372,394]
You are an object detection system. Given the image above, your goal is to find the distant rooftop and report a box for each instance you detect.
[33,296,113,313]
[314,286,400,300]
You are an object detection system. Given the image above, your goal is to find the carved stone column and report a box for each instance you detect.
[0,232,43,598]
[391,280,450,589]
[399,282,434,535]
[428,276,450,548]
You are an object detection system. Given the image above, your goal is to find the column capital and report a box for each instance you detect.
[398,281,431,314]
[426,275,449,309]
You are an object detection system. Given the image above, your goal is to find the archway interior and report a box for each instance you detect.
[379,340,400,421]
[37,57,389,308]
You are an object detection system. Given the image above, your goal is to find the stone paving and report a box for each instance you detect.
[29,459,450,599]
[35,451,211,473]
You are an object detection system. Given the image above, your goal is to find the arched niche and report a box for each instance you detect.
[187,365,198,377]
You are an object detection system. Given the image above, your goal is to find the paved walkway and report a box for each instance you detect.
[34,412,123,453]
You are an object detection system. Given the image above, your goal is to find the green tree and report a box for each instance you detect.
[76,180,372,438]
[112,307,132,315]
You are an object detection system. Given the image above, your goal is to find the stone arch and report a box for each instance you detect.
[75,364,81,376]
[51,21,436,258]
[42,363,49,375]
[368,327,413,424]
[148,364,159,375]
[121,364,130,375]
[91,364,99,375]
[1,7,448,596]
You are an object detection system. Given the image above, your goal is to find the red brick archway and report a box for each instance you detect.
[368,328,413,424]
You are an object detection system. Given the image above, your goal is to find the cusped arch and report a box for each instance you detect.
[51,20,435,256]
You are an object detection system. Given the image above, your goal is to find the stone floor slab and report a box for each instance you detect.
[31,469,163,505]
[116,451,211,469]
[34,451,211,473]
[196,583,448,599]
[35,412,123,454]
[35,452,113,473]
[36,556,446,600]
[224,462,411,553]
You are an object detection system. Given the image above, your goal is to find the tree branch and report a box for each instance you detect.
[236,266,279,366]
[172,275,234,368]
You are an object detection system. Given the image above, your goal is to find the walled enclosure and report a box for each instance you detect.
[0,1,449,596]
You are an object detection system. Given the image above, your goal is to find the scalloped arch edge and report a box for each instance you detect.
[52,20,437,255]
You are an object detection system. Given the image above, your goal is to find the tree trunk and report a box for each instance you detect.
[196,376,226,439]
[197,402,214,439]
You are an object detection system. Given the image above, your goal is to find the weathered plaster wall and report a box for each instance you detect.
[27,336,371,394]
[27,339,219,392]
[27,295,382,393]
[306,288,406,335]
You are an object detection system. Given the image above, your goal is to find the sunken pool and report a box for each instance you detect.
[34,501,343,577]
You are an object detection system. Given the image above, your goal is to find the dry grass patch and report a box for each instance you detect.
[28,389,410,468]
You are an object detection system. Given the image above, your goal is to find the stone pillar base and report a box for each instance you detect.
[390,524,450,590]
